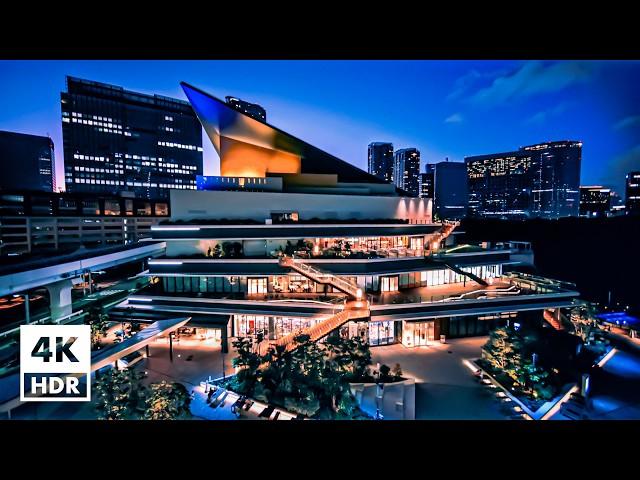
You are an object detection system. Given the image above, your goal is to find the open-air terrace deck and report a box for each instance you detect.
[137,273,568,308]
[372,279,521,305]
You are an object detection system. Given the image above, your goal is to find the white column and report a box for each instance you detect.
[46,278,74,321]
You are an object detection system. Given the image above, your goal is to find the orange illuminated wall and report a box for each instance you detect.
[219,136,301,177]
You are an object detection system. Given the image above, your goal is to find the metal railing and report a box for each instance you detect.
[280,255,359,298]
[369,283,524,306]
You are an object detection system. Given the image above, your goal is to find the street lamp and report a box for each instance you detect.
[13,293,31,324]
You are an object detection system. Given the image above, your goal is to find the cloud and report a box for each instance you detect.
[613,115,640,130]
[468,61,594,106]
[447,68,507,101]
[444,113,463,124]
[524,102,572,125]
[603,145,640,191]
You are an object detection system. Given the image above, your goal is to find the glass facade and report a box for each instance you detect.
[234,314,324,340]
[466,141,582,219]
[369,320,396,346]
[442,311,516,338]
[0,131,55,192]
[402,321,435,347]
[368,142,394,183]
[159,265,503,297]
[394,148,421,197]
[62,76,203,199]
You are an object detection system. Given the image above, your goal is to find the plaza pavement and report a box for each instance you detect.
[371,337,512,420]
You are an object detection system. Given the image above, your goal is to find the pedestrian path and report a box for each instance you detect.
[189,383,299,420]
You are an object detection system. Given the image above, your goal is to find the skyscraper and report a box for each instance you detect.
[626,171,640,216]
[419,164,435,199]
[0,130,55,192]
[579,186,611,217]
[393,148,420,196]
[466,140,582,219]
[225,96,267,122]
[368,142,394,183]
[61,76,203,199]
[432,161,468,221]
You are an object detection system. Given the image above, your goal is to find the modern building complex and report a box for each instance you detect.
[368,142,395,183]
[579,186,612,218]
[225,96,267,122]
[0,190,169,255]
[113,83,579,357]
[394,148,421,197]
[626,171,640,216]
[429,160,468,221]
[0,131,55,192]
[61,76,203,199]
[466,141,582,219]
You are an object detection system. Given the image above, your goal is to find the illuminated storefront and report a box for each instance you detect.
[234,314,325,340]
[160,264,503,297]
[402,320,436,347]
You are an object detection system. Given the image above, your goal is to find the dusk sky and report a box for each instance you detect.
[0,60,639,195]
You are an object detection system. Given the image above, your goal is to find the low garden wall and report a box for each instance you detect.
[349,378,415,420]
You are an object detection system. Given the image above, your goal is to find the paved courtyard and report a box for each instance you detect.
[371,337,512,420]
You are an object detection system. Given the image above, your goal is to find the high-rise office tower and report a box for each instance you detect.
[579,186,611,217]
[393,148,420,196]
[419,164,435,199]
[432,160,468,221]
[0,130,55,192]
[61,76,203,199]
[466,140,582,219]
[368,142,394,183]
[626,171,640,216]
[225,96,267,122]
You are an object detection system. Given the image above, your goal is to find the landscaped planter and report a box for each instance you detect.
[349,378,415,420]
[472,360,575,420]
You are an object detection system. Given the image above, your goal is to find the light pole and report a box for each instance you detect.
[221,346,226,380]
[14,293,30,324]
[374,362,383,420]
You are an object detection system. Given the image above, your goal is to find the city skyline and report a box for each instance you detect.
[0,60,639,195]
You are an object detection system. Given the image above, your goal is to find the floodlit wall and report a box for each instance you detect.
[169,190,432,223]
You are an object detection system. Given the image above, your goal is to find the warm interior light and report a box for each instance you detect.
[356,289,363,299]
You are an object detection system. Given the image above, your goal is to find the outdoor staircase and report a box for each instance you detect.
[279,255,360,298]
[272,300,370,353]
[543,309,564,331]
[428,220,459,250]
[443,262,489,287]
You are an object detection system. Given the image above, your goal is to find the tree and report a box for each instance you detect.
[483,327,519,371]
[85,307,109,349]
[284,240,295,256]
[144,381,192,420]
[230,337,261,395]
[392,363,403,380]
[228,330,371,419]
[94,368,146,420]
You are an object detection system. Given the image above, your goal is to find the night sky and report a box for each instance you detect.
[0,60,639,196]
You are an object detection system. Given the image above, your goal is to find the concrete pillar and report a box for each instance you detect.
[46,278,74,321]
[24,293,31,324]
[268,317,275,340]
[221,326,229,354]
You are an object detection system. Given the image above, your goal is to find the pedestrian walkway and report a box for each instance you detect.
[189,382,298,420]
